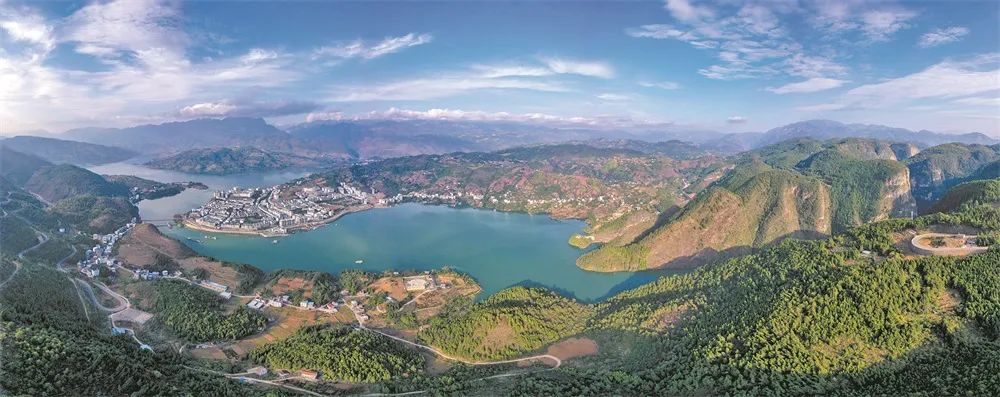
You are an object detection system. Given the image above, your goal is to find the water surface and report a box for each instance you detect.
[163,203,673,301]
[90,162,677,302]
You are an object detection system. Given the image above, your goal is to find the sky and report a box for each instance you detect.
[0,0,998,136]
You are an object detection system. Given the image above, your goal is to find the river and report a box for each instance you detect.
[88,162,676,302]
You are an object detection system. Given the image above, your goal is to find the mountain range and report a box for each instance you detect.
[22,117,994,164]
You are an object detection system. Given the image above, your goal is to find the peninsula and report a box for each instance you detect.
[182,181,374,236]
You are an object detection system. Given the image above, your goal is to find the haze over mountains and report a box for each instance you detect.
[10,117,995,164]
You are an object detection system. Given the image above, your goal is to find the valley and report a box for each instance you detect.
[2,124,998,397]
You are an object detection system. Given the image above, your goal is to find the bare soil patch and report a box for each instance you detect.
[546,337,599,361]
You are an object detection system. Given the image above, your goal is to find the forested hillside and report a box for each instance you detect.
[0,258,264,396]
[407,196,1000,396]
[146,147,334,174]
[579,138,917,271]
[906,143,1000,207]
[419,287,593,360]
[249,325,424,383]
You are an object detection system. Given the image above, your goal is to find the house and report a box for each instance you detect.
[300,370,320,380]
[219,291,233,300]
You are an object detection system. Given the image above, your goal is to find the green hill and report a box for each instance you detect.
[0,146,51,185]
[927,178,1000,214]
[906,143,1000,207]
[25,164,129,203]
[579,138,916,271]
[145,147,332,174]
[50,195,139,234]
[418,287,593,360]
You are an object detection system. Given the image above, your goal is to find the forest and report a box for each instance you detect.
[0,257,272,396]
[249,324,424,383]
[149,279,267,341]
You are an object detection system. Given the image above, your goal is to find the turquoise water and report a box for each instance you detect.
[163,203,674,301]
[88,163,676,302]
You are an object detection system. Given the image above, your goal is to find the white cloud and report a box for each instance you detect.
[0,18,54,50]
[241,48,279,64]
[473,64,553,78]
[314,33,432,60]
[663,0,714,22]
[63,0,188,65]
[809,2,919,42]
[767,77,848,94]
[919,26,970,48]
[952,96,1000,107]
[860,9,917,42]
[800,54,1000,111]
[596,93,630,101]
[627,4,846,81]
[767,77,847,94]
[541,57,615,78]
[639,81,681,90]
[473,57,614,79]
[178,99,320,118]
[727,116,747,124]
[331,77,566,102]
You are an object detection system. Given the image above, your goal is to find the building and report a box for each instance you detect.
[404,275,436,291]
[200,280,229,293]
[247,366,268,376]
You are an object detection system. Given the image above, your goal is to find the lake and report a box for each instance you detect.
[89,163,675,302]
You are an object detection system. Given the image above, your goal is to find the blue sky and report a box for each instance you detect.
[0,0,997,135]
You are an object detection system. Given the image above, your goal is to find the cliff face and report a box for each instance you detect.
[879,166,917,220]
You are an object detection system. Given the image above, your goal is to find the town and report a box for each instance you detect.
[184,182,373,236]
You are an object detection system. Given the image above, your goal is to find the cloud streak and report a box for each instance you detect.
[767,77,848,94]
[313,33,432,60]
[919,26,970,48]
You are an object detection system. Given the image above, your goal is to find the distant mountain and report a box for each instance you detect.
[145,147,337,174]
[753,120,997,149]
[63,117,295,155]
[52,117,722,159]
[0,135,136,165]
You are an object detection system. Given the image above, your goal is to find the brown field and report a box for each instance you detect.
[546,337,599,361]
[231,306,354,355]
[369,277,410,301]
[269,277,311,297]
[116,224,243,290]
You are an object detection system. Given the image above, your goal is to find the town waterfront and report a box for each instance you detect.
[88,163,674,302]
